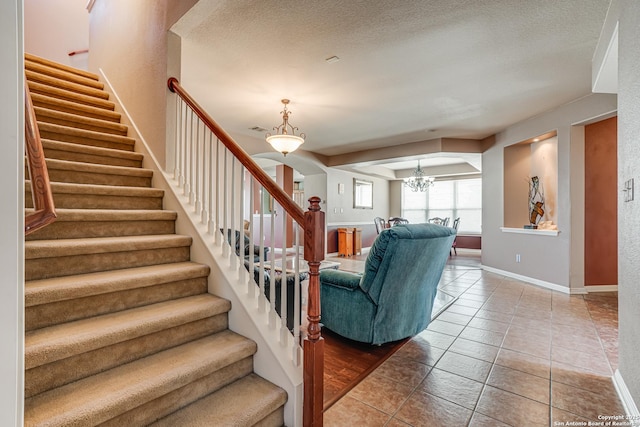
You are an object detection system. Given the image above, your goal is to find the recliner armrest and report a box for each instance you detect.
[320,269,362,291]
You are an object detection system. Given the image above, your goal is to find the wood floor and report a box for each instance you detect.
[323,328,407,410]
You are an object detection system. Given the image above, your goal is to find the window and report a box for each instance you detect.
[401,178,482,233]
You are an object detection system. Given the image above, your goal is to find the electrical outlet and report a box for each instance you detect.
[516,254,521,263]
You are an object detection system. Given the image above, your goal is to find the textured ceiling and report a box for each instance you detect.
[172,0,610,174]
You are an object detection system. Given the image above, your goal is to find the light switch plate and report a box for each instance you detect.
[624,178,634,202]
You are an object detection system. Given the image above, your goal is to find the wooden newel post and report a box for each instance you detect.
[303,196,325,426]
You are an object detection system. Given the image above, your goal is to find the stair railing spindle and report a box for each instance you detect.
[201,130,210,225]
[258,189,266,313]
[194,120,202,216]
[293,222,302,366]
[280,210,289,346]
[248,175,255,297]
[269,200,276,328]
[207,134,215,234]
[222,148,229,258]
[173,96,180,181]
[238,165,246,280]
[214,139,221,244]
[230,157,236,269]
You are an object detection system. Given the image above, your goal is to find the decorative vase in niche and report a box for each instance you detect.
[526,176,544,229]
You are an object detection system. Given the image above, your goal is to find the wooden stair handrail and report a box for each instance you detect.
[167,78,305,226]
[168,77,324,426]
[24,80,57,235]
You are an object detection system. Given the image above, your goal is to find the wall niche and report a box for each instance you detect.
[503,131,558,229]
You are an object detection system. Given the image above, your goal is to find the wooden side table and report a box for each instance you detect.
[338,227,353,257]
[352,227,362,255]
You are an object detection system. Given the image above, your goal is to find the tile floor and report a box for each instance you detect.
[323,249,623,427]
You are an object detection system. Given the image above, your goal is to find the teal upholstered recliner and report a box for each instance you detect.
[320,223,456,344]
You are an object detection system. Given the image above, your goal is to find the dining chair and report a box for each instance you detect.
[374,217,387,234]
[450,217,460,255]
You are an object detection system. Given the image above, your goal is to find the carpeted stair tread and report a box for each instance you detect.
[24,208,177,240]
[25,294,231,369]
[25,53,101,82]
[24,208,176,223]
[25,261,207,307]
[26,181,160,198]
[25,234,191,260]
[25,180,164,210]
[26,69,109,100]
[42,139,143,168]
[31,92,121,123]
[24,331,257,427]
[38,158,152,187]
[28,80,115,111]
[38,122,135,151]
[34,106,128,136]
[150,374,287,427]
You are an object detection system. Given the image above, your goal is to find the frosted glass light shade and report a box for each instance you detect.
[266,134,304,156]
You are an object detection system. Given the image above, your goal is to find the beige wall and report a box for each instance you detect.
[325,169,389,225]
[24,0,89,70]
[389,180,403,218]
[618,0,640,409]
[482,93,616,289]
[88,0,197,169]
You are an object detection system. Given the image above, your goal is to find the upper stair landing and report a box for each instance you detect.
[25,52,101,83]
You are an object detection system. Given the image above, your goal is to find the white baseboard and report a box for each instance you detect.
[613,370,640,426]
[481,265,576,294]
[586,285,619,293]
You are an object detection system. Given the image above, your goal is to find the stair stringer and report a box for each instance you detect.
[98,69,303,427]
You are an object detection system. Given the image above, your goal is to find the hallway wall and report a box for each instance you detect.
[618,0,640,411]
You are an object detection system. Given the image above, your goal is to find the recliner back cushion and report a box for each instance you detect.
[359,228,392,294]
[360,224,456,303]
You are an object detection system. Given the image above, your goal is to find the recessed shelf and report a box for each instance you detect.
[500,227,560,236]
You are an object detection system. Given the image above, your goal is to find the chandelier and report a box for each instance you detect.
[265,99,305,156]
[404,160,435,192]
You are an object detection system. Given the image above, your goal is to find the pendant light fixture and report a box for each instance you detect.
[265,99,305,156]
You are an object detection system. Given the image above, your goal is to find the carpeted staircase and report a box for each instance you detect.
[23,53,287,426]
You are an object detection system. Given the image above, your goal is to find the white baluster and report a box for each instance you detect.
[207,135,215,234]
[214,140,221,244]
[280,209,289,346]
[269,203,277,328]
[194,119,201,214]
[248,176,255,297]
[173,96,180,181]
[230,157,236,269]
[239,165,246,280]
[222,148,229,258]
[258,193,266,312]
[178,101,185,188]
[201,131,210,225]
[293,222,302,366]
